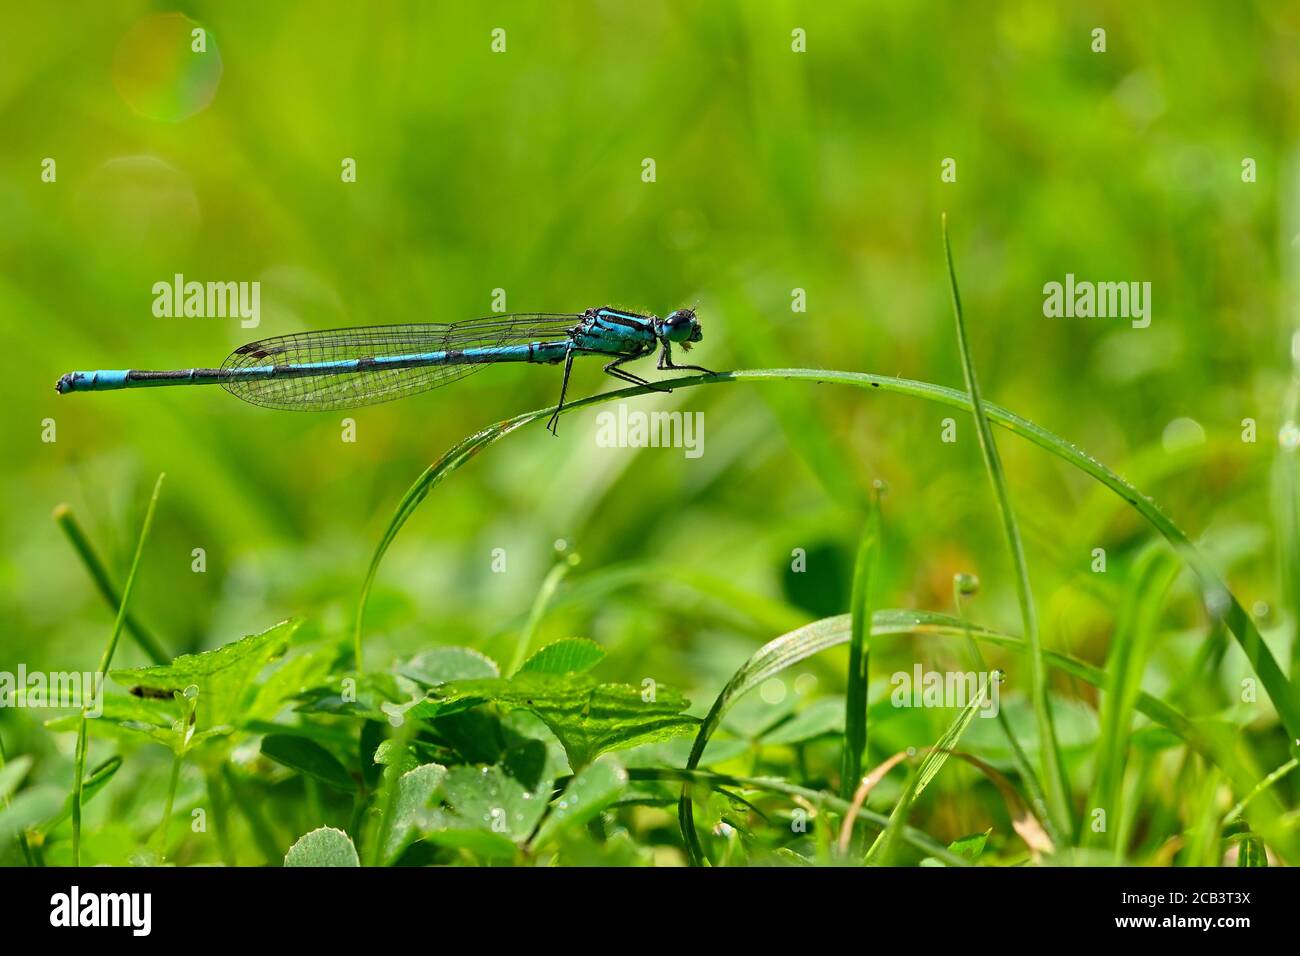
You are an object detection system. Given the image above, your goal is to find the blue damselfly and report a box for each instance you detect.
[56,306,715,434]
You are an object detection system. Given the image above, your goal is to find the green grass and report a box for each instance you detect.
[10,348,1296,867]
[942,215,1070,837]
[70,472,164,865]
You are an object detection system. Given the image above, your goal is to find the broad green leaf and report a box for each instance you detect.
[0,755,33,802]
[284,826,359,867]
[422,827,519,859]
[948,829,992,861]
[532,756,627,848]
[518,638,605,676]
[398,647,499,686]
[121,722,232,755]
[295,671,411,721]
[262,734,356,791]
[421,764,551,856]
[373,738,418,773]
[383,762,447,863]
[45,693,179,734]
[246,648,335,722]
[412,673,697,769]
[432,709,506,764]
[112,620,299,727]
[761,698,845,746]
[48,693,229,755]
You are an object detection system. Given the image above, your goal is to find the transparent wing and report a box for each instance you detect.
[221,314,580,411]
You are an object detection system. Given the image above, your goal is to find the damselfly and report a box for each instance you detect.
[56,306,716,434]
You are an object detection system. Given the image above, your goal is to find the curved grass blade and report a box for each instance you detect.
[541,560,809,637]
[507,551,581,677]
[71,472,164,866]
[1087,546,1180,854]
[1224,757,1298,823]
[670,610,1273,864]
[839,496,880,800]
[954,574,1058,848]
[863,676,990,865]
[942,214,1068,836]
[52,505,168,664]
[676,614,851,866]
[838,751,909,853]
[36,757,123,835]
[632,766,968,867]
[352,369,1300,746]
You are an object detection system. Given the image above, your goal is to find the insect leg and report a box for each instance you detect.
[603,352,672,392]
[657,341,716,376]
[547,348,577,436]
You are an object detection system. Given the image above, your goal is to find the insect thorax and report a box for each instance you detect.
[574,310,658,355]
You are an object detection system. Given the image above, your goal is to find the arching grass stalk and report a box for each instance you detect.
[839,491,880,800]
[71,472,164,866]
[507,548,581,677]
[953,573,1059,849]
[52,504,169,664]
[670,610,1289,862]
[942,215,1069,836]
[353,370,1300,747]
[630,765,968,867]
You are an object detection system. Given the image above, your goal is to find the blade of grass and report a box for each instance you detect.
[840,493,881,800]
[671,608,1228,865]
[35,756,122,835]
[506,549,580,677]
[953,573,1060,848]
[539,560,809,636]
[354,427,522,673]
[676,610,1275,844]
[838,751,908,853]
[630,766,968,867]
[352,369,1300,746]
[53,504,168,665]
[1224,757,1299,823]
[942,214,1070,837]
[864,675,990,864]
[71,472,164,866]
[1087,546,1180,855]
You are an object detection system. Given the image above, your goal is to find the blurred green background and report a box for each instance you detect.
[3,1,1298,826]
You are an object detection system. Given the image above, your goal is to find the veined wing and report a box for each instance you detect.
[221,314,581,411]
